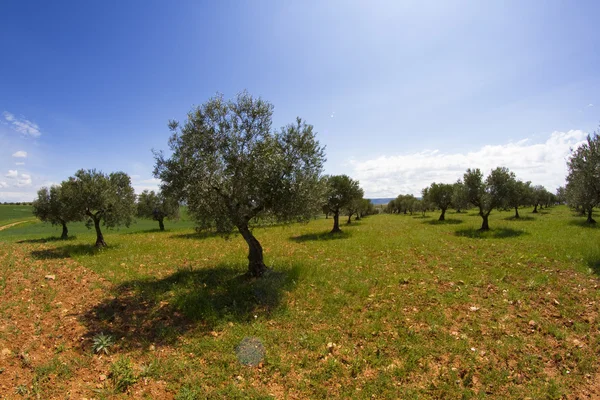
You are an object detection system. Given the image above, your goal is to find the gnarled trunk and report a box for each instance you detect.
[355,213,361,221]
[439,208,446,221]
[587,209,596,224]
[158,218,165,231]
[94,218,106,247]
[238,224,267,277]
[331,211,342,233]
[480,213,490,231]
[532,204,538,213]
[347,214,352,224]
[60,221,68,240]
[514,207,520,219]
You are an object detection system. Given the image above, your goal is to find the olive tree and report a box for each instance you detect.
[62,169,136,246]
[566,132,600,223]
[32,185,80,239]
[423,182,454,221]
[503,176,530,219]
[137,189,179,231]
[464,167,512,230]
[324,175,363,233]
[452,180,469,213]
[153,92,325,277]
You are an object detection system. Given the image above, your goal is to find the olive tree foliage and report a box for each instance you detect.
[324,175,363,233]
[463,167,512,230]
[153,92,326,277]
[556,186,567,205]
[503,177,530,219]
[137,190,179,231]
[566,133,600,223]
[62,169,136,247]
[422,182,454,221]
[32,185,80,239]
[452,180,469,213]
[530,185,549,213]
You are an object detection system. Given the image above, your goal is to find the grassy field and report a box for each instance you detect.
[0,204,36,228]
[0,206,599,399]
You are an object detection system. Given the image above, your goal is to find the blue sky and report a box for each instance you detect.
[1,0,599,201]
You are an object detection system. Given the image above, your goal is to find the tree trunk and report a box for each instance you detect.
[514,207,520,219]
[587,209,596,224]
[355,212,361,221]
[325,212,329,219]
[480,213,490,231]
[331,211,342,233]
[238,224,267,277]
[94,218,106,247]
[439,208,446,221]
[456,208,461,213]
[60,221,68,239]
[347,214,352,224]
[532,204,538,213]
[158,218,165,231]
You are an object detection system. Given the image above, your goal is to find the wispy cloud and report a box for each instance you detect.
[350,130,587,197]
[12,150,27,158]
[131,177,161,194]
[5,170,18,178]
[0,181,8,188]
[2,111,41,137]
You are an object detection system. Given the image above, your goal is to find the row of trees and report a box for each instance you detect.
[32,172,178,245]
[565,131,600,223]
[386,168,559,231]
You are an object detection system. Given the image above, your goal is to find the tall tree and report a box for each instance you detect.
[566,132,600,223]
[137,190,179,231]
[153,92,325,277]
[62,169,136,246]
[325,175,363,233]
[32,185,80,239]
[423,182,454,221]
[464,167,512,230]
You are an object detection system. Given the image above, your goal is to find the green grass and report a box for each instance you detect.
[0,204,35,226]
[1,205,600,398]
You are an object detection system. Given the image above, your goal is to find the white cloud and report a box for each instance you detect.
[5,170,18,178]
[131,177,161,194]
[16,173,32,187]
[350,130,588,198]
[12,151,27,158]
[587,103,594,108]
[0,181,7,188]
[2,111,41,137]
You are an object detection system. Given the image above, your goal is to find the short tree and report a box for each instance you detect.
[325,175,363,233]
[153,92,325,277]
[531,185,548,213]
[463,167,512,230]
[32,185,80,239]
[62,169,136,246]
[137,190,179,231]
[504,177,530,219]
[423,182,454,221]
[566,132,600,223]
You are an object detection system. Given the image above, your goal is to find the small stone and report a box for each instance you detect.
[99,374,106,381]
[327,342,335,353]
[149,345,156,351]
[469,306,480,312]
[528,320,537,328]
[553,299,560,305]
[1,348,11,357]
[45,275,55,280]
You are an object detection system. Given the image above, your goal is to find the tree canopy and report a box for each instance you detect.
[137,189,179,231]
[153,91,326,277]
[62,169,136,246]
[464,167,512,230]
[423,182,454,221]
[32,185,80,239]
[324,175,364,233]
[566,132,600,223]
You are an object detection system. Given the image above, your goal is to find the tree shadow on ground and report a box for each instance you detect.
[412,215,432,219]
[126,228,166,235]
[17,235,78,244]
[170,231,222,240]
[424,218,463,225]
[567,220,599,229]
[455,227,527,239]
[79,263,298,349]
[503,216,535,221]
[290,231,352,243]
[588,257,600,275]
[30,243,118,260]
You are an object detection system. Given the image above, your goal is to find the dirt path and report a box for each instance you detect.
[0,220,30,231]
